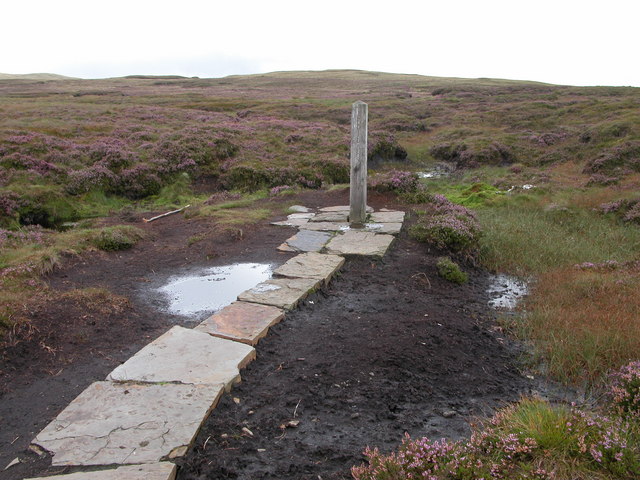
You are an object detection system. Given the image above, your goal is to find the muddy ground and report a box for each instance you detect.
[0,189,569,480]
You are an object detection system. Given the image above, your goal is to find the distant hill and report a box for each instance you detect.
[0,72,77,80]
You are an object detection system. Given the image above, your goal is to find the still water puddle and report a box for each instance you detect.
[157,263,272,316]
[417,164,454,179]
[487,274,529,310]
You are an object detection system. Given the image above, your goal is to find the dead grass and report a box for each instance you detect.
[524,265,640,385]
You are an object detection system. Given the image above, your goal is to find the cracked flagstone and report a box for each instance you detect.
[107,326,255,389]
[325,231,395,257]
[238,277,320,310]
[273,252,344,284]
[24,462,177,480]
[195,301,284,345]
[277,229,334,253]
[32,382,223,466]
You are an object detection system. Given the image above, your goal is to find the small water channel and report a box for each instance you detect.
[156,263,273,317]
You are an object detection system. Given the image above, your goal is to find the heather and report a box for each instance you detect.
[368,170,420,193]
[353,394,640,480]
[409,194,481,257]
[2,71,639,230]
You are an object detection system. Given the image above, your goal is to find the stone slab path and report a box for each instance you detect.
[238,277,321,310]
[25,462,176,480]
[326,230,395,257]
[194,301,284,346]
[25,204,405,479]
[273,251,345,284]
[33,382,224,466]
[277,229,334,253]
[107,326,255,389]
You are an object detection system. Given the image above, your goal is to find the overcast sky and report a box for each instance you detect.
[2,0,638,87]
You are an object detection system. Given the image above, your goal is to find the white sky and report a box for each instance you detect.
[2,0,639,87]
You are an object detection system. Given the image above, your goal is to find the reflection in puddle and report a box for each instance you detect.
[487,274,529,310]
[158,263,272,316]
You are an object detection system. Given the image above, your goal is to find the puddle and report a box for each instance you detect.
[487,274,529,310]
[507,184,536,192]
[157,263,273,316]
[364,223,384,230]
[417,164,454,179]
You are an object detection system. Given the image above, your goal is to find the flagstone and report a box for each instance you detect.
[319,205,373,213]
[277,229,333,253]
[271,217,310,227]
[107,326,255,389]
[298,221,350,232]
[370,210,405,223]
[238,277,320,310]
[309,211,349,222]
[288,205,311,213]
[325,231,395,257]
[195,301,284,345]
[24,462,177,480]
[273,252,344,284]
[363,223,403,235]
[32,382,223,466]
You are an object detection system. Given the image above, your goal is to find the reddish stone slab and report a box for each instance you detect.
[195,301,285,345]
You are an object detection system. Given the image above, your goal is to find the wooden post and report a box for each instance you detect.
[349,101,368,227]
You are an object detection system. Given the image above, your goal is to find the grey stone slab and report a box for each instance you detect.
[298,221,350,232]
[274,252,344,284]
[107,326,255,389]
[319,205,373,213]
[364,223,403,235]
[272,213,314,227]
[289,213,315,219]
[33,382,223,466]
[238,277,320,310]
[309,211,349,222]
[325,231,395,257]
[370,210,405,223]
[195,301,284,345]
[288,205,311,213]
[277,229,333,253]
[271,218,309,227]
[24,462,177,480]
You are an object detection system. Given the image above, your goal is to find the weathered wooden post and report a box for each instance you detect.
[349,100,368,227]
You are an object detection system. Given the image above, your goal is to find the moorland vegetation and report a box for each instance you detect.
[1,70,639,478]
